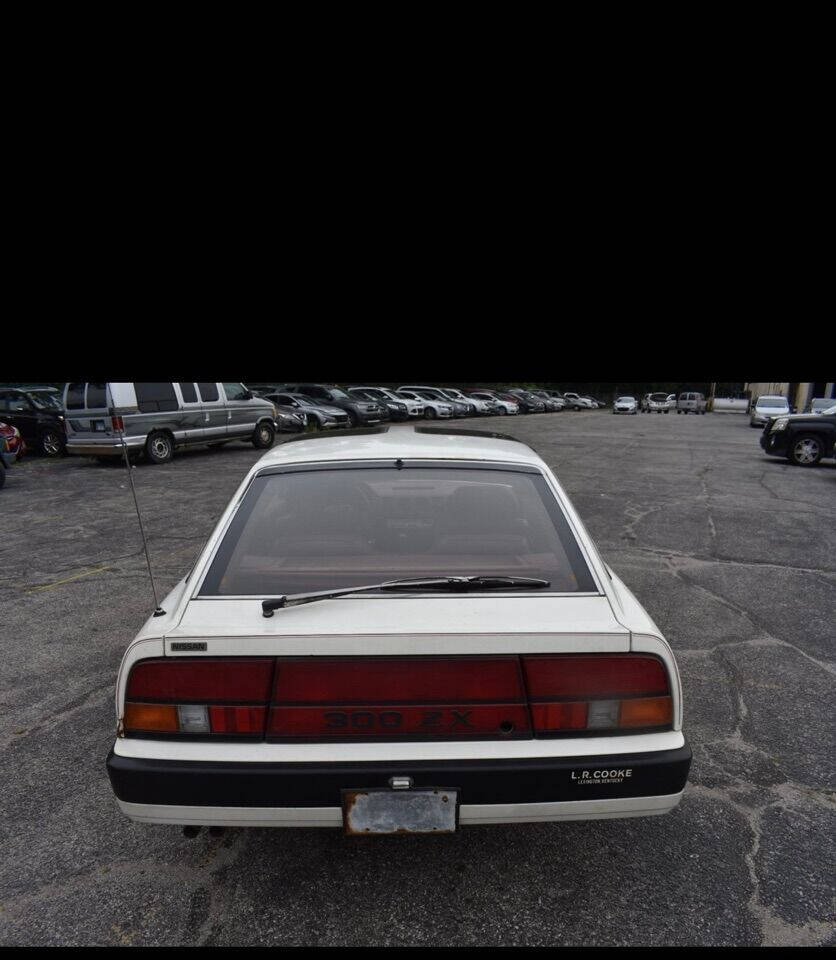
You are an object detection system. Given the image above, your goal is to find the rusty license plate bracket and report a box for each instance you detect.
[342,787,459,835]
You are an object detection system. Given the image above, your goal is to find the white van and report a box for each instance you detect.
[62,382,278,464]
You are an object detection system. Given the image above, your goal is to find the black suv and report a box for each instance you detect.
[282,384,387,427]
[760,403,836,466]
[0,385,67,456]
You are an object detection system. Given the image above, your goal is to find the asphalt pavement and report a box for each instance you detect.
[0,410,833,945]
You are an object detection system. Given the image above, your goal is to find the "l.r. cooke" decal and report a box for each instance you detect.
[571,769,633,785]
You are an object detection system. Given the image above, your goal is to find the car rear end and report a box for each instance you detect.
[108,643,689,829]
[106,437,690,832]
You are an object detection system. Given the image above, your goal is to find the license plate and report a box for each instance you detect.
[342,788,458,835]
[91,420,105,431]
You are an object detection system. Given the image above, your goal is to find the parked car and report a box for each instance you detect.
[613,396,638,415]
[760,403,836,466]
[267,393,349,430]
[562,392,594,410]
[466,390,519,415]
[676,392,707,415]
[105,425,691,834]
[399,387,469,418]
[805,398,833,415]
[397,389,454,419]
[346,386,424,419]
[530,391,563,412]
[62,383,278,464]
[539,390,567,410]
[245,384,283,398]
[347,387,410,422]
[506,389,547,413]
[0,421,26,460]
[437,388,488,416]
[749,395,790,428]
[283,384,386,427]
[496,390,543,414]
[272,407,307,433]
[643,393,674,414]
[0,385,67,457]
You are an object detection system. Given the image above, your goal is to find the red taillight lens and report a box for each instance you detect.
[127,658,273,702]
[522,655,671,735]
[208,705,268,734]
[124,659,274,737]
[268,657,528,741]
[122,655,673,740]
[523,655,668,699]
[273,657,525,703]
[112,415,124,431]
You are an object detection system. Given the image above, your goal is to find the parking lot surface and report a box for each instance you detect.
[1,412,833,946]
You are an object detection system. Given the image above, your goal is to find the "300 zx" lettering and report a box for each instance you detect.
[323,710,474,729]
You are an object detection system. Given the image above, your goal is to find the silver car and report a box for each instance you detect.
[750,395,790,427]
[63,382,278,464]
[613,396,638,415]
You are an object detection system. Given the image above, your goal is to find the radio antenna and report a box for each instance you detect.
[115,413,165,616]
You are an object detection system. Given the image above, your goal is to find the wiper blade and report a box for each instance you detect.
[262,575,551,616]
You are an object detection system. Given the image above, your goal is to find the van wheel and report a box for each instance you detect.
[424,407,437,419]
[39,429,64,457]
[252,422,275,449]
[789,434,823,467]
[145,432,174,464]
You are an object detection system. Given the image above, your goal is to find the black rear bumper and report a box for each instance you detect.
[107,741,691,808]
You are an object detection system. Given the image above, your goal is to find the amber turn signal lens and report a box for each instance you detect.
[619,696,672,727]
[124,703,178,732]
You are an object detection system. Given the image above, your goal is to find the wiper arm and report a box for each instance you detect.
[262,575,551,616]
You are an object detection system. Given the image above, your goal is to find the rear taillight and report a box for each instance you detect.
[111,415,124,431]
[122,654,673,740]
[522,655,672,735]
[267,657,529,741]
[124,658,273,736]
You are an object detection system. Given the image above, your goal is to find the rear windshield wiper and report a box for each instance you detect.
[262,575,551,616]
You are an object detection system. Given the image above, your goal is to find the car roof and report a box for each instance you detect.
[254,424,543,469]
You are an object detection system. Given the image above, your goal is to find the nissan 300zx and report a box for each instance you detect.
[106,426,691,835]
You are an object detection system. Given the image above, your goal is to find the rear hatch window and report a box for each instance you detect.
[200,466,597,596]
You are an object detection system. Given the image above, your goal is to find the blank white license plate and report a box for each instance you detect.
[342,788,458,835]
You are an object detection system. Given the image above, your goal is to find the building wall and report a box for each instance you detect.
[744,382,835,412]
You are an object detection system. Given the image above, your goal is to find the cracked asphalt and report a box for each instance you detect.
[0,411,833,946]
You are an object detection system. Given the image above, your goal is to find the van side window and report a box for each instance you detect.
[197,383,219,402]
[179,383,198,403]
[223,383,248,402]
[134,383,179,413]
[87,383,107,409]
[67,383,85,409]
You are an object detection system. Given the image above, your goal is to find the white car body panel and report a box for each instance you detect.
[110,427,688,827]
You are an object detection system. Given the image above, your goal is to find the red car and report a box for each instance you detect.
[0,421,25,460]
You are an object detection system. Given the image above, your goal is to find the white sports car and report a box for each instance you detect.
[107,426,690,834]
